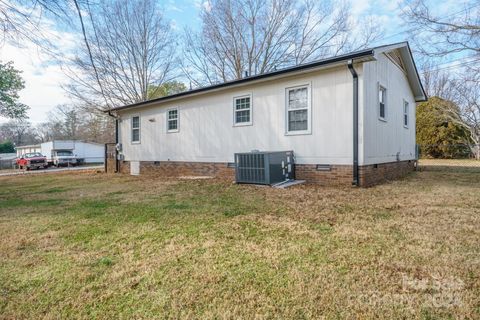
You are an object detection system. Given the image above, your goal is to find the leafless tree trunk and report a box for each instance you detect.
[65,0,178,110]
[183,0,383,85]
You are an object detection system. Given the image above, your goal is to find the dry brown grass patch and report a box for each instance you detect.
[0,170,479,318]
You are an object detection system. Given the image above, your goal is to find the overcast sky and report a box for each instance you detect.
[0,0,466,125]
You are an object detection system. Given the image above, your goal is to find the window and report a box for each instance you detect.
[56,151,73,156]
[233,95,252,125]
[403,100,409,128]
[286,85,311,134]
[379,85,387,121]
[131,116,140,143]
[167,108,179,132]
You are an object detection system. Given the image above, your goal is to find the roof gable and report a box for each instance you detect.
[373,42,427,102]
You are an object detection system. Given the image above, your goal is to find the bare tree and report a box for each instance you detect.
[418,67,480,159]
[66,0,177,110]
[0,0,76,49]
[45,105,83,140]
[450,78,480,159]
[402,0,480,158]
[419,69,480,159]
[418,60,455,100]
[0,119,37,145]
[79,112,115,143]
[402,0,480,75]
[183,0,383,85]
[36,104,114,143]
[35,122,54,142]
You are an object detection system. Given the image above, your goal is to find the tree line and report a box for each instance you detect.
[0,106,113,146]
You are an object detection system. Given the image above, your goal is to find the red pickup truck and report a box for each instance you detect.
[17,152,47,170]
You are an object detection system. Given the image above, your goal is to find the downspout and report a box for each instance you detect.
[115,117,119,173]
[107,110,119,173]
[347,60,359,186]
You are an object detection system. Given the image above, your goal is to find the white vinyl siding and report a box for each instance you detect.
[167,108,179,132]
[233,94,252,126]
[131,115,140,143]
[119,58,418,166]
[286,84,311,135]
[363,52,417,165]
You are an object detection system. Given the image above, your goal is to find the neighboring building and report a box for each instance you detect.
[15,144,41,157]
[16,140,104,164]
[107,42,427,186]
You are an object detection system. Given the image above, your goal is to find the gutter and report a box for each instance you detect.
[347,60,359,186]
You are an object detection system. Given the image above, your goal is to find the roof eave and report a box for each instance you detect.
[107,49,375,113]
[15,144,41,150]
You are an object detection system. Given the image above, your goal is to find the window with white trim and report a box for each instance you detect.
[286,85,310,133]
[131,116,140,143]
[379,85,387,121]
[233,95,252,125]
[403,100,409,127]
[167,108,179,132]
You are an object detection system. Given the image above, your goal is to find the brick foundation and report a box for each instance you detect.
[119,160,130,174]
[118,160,234,179]
[358,160,416,187]
[113,160,415,187]
[295,164,353,186]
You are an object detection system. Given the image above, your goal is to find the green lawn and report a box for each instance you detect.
[0,171,479,319]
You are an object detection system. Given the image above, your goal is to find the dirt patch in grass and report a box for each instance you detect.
[0,171,479,318]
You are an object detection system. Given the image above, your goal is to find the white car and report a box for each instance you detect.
[52,150,77,167]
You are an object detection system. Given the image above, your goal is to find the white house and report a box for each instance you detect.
[14,144,41,157]
[107,42,426,186]
[16,140,104,164]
